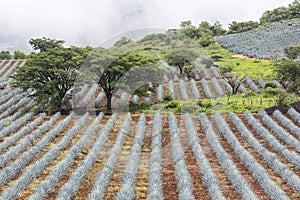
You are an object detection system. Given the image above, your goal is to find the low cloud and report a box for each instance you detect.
[0,0,292,46]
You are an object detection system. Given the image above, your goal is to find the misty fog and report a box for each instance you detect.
[0,0,293,47]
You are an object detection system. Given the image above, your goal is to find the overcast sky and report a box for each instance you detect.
[0,0,293,46]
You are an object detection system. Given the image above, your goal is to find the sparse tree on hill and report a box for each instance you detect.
[228,21,260,34]
[223,76,246,95]
[210,21,227,36]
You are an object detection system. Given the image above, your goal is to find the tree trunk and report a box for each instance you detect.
[179,67,183,75]
[106,93,113,113]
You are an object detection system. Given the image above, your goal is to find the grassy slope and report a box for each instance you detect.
[202,43,274,79]
[129,95,278,115]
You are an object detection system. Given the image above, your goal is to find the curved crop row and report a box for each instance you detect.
[0,112,74,188]
[57,113,117,200]
[259,110,300,152]
[147,113,163,200]
[88,114,131,200]
[183,114,225,199]
[29,113,104,200]
[214,112,291,199]
[199,113,258,200]
[116,114,146,200]
[273,110,300,138]
[169,114,195,200]
[0,112,61,167]
[229,112,300,192]
[244,110,300,168]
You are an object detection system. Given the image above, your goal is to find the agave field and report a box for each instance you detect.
[0,59,299,200]
[215,19,300,59]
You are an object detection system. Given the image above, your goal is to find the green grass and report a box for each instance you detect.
[200,43,274,79]
[126,94,277,115]
[138,41,274,80]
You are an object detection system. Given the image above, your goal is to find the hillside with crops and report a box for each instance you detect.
[0,54,300,199]
[1,1,300,199]
[215,19,300,59]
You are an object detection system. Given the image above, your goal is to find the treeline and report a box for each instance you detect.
[226,0,300,34]
[137,1,300,48]
[260,0,300,24]
[0,50,27,60]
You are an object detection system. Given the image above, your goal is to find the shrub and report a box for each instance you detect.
[265,82,277,89]
[163,93,173,102]
[263,87,281,97]
[200,56,214,67]
[179,103,199,113]
[165,101,179,109]
[244,90,257,97]
[197,100,212,108]
[150,104,165,111]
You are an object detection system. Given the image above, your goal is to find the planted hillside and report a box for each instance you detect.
[215,20,300,59]
[1,0,300,196]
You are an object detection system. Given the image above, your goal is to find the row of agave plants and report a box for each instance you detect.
[0,102,299,199]
[215,20,300,59]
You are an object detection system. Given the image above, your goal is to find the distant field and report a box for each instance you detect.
[214,19,300,60]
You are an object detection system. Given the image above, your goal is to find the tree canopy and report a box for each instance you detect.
[274,58,300,92]
[179,20,220,47]
[228,21,260,34]
[13,38,91,113]
[284,44,300,60]
[260,0,300,24]
[83,48,166,112]
[29,37,65,52]
[166,48,198,74]
[113,37,134,48]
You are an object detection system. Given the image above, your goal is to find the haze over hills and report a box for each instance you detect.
[0,0,293,50]
[0,35,31,53]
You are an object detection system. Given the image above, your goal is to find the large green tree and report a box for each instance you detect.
[13,41,91,113]
[29,37,65,52]
[84,48,165,112]
[166,48,198,74]
[274,58,300,92]
[179,20,216,47]
[210,21,226,36]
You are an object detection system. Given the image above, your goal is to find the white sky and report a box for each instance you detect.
[0,0,293,46]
